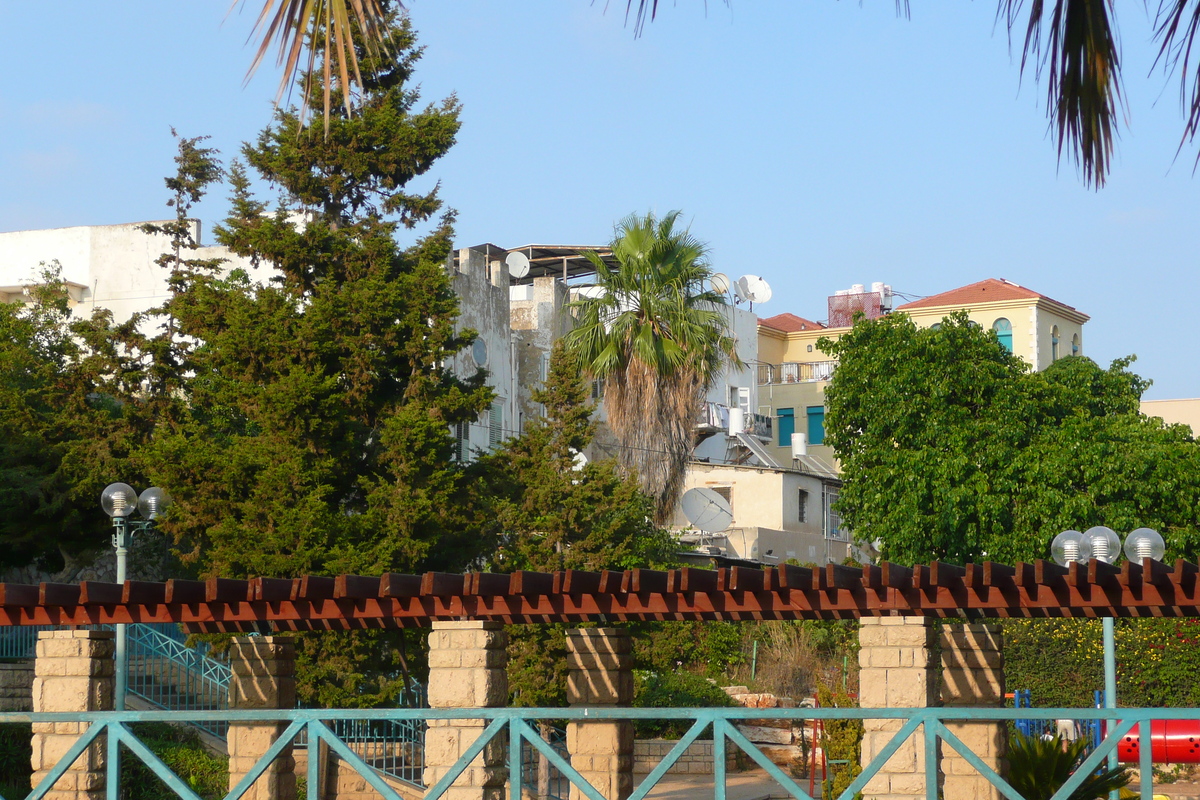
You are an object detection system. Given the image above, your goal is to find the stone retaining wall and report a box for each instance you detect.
[0,661,33,712]
[633,739,736,774]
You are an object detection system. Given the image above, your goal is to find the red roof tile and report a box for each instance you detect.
[760,312,826,333]
[895,278,1079,313]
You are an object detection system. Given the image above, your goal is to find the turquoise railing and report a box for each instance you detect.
[2,705,1191,800]
[521,723,569,800]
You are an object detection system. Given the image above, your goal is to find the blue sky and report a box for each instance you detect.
[3,1,1197,399]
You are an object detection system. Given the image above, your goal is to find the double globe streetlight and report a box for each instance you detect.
[1050,525,1166,781]
[99,482,171,712]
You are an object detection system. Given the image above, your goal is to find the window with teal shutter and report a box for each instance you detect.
[992,318,1013,353]
[777,408,795,447]
[806,406,825,446]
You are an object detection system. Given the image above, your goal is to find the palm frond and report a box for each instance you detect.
[1153,0,1200,166]
[998,0,1123,188]
[233,0,389,134]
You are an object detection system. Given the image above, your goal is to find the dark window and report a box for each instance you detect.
[797,489,808,523]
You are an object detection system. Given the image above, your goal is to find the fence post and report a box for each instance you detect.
[228,636,297,800]
[566,628,633,800]
[424,620,508,800]
[30,629,114,800]
[940,623,1006,799]
[858,616,939,800]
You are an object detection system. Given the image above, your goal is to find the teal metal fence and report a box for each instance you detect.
[122,623,231,740]
[520,723,568,800]
[3,705,1192,800]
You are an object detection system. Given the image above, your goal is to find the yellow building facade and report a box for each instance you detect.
[756,278,1090,466]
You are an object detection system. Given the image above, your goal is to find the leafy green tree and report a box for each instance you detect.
[563,210,737,522]
[90,15,493,705]
[820,312,1200,565]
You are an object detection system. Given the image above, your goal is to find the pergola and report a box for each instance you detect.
[1,558,1195,632]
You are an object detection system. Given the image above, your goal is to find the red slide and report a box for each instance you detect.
[1117,720,1200,763]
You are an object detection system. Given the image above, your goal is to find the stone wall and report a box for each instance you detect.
[633,739,737,775]
[939,624,1006,800]
[858,617,939,800]
[566,628,633,800]
[227,636,297,800]
[0,662,33,711]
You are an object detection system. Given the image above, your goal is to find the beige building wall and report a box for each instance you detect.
[675,462,848,564]
[1142,398,1200,436]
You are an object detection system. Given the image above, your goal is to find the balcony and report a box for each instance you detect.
[695,403,772,441]
[756,361,836,385]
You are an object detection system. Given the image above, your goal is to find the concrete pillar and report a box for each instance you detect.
[31,630,114,800]
[423,620,508,800]
[566,628,633,800]
[858,617,939,800]
[228,636,297,800]
[940,624,1006,800]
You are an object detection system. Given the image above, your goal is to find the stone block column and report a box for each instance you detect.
[566,628,633,800]
[940,624,1006,800]
[31,630,114,800]
[228,636,297,800]
[858,617,939,800]
[423,620,508,800]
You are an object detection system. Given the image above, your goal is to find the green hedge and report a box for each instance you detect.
[632,670,738,738]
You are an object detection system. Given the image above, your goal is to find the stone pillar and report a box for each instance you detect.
[858,617,939,800]
[566,628,634,800]
[423,620,508,800]
[228,636,297,800]
[30,630,114,800]
[940,624,1006,800]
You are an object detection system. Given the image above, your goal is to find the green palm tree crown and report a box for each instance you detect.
[564,210,739,522]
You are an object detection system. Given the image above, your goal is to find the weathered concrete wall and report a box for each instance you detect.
[228,636,297,800]
[424,620,508,800]
[858,617,939,800]
[31,630,114,800]
[448,247,514,461]
[940,624,1006,800]
[511,276,570,435]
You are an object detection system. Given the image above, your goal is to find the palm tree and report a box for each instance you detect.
[1007,732,1131,800]
[625,0,1200,189]
[563,210,739,523]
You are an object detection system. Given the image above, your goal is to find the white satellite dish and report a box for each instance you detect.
[736,275,773,305]
[710,273,731,296]
[680,487,734,533]
[571,449,589,472]
[506,251,530,279]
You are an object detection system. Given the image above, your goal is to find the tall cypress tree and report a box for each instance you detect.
[118,15,493,704]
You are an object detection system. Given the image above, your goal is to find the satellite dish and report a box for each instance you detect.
[736,275,773,305]
[710,273,731,295]
[506,251,530,279]
[680,487,733,533]
[732,278,750,304]
[571,449,589,472]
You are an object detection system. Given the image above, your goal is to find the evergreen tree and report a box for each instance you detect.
[480,342,674,706]
[103,15,494,705]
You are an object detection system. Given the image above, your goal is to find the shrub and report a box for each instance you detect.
[121,723,228,800]
[632,670,737,738]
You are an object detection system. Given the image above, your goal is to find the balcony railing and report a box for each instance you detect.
[757,361,836,385]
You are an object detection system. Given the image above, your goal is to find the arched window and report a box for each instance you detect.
[929,323,942,331]
[1051,326,1060,361]
[1071,333,1080,356]
[992,318,1013,353]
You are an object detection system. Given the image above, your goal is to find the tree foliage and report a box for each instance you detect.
[564,210,737,522]
[72,16,492,705]
[820,312,1200,565]
[478,342,674,706]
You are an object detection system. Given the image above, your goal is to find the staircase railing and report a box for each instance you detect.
[122,623,231,740]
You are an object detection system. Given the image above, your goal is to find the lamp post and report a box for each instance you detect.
[1052,525,1166,791]
[99,483,171,710]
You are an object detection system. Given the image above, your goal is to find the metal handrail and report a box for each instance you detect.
[9,705,1190,800]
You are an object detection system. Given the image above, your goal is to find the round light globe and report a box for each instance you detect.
[1051,530,1085,567]
[1123,527,1165,564]
[1080,526,1122,564]
[100,483,139,518]
[137,487,172,520]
